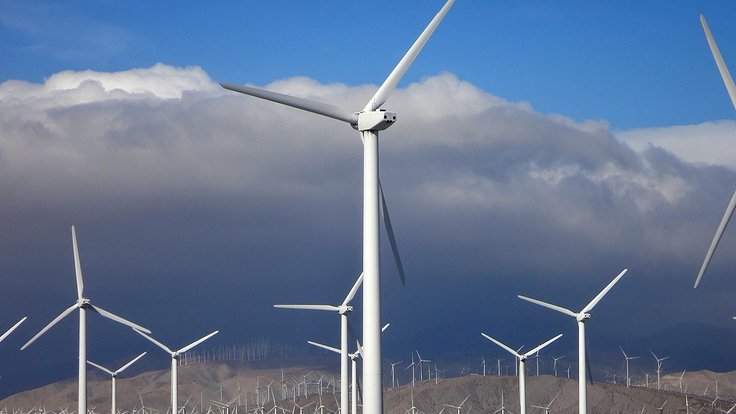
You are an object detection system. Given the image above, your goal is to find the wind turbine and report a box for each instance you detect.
[530,392,560,414]
[694,15,736,289]
[442,395,471,414]
[21,226,151,414]
[220,2,455,412]
[134,329,219,414]
[619,346,639,388]
[87,352,147,414]
[274,272,363,414]
[390,361,403,388]
[492,390,513,414]
[481,333,563,414]
[649,350,669,390]
[517,268,628,414]
[552,356,565,377]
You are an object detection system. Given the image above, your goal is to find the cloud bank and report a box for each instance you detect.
[1,64,735,393]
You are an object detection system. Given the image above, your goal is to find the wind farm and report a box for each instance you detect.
[2,1,736,414]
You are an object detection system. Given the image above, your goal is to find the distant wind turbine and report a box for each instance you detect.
[649,349,669,391]
[220,2,455,412]
[481,333,563,414]
[134,329,219,414]
[21,226,151,414]
[87,352,147,414]
[694,15,736,289]
[274,273,362,414]
[619,346,639,388]
[518,268,628,414]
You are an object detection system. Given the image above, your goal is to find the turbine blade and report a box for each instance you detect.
[382,323,391,332]
[524,334,563,358]
[21,303,77,350]
[581,268,628,313]
[619,346,628,358]
[88,305,151,334]
[133,329,174,355]
[307,341,340,355]
[177,330,219,354]
[517,295,577,318]
[480,333,520,358]
[116,352,147,374]
[220,83,358,125]
[273,304,340,312]
[460,395,471,407]
[87,360,114,376]
[71,226,84,301]
[694,190,736,288]
[0,317,27,344]
[341,273,364,307]
[701,15,736,110]
[379,181,406,285]
[363,0,456,111]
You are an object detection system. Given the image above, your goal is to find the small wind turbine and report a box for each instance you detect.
[694,15,736,289]
[390,361,403,388]
[552,356,565,377]
[619,346,639,388]
[481,333,563,414]
[518,268,628,414]
[529,392,560,414]
[492,390,512,414]
[21,226,151,414]
[442,395,471,414]
[220,2,455,412]
[656,399,667,414]
[134,329,219,414]
[274,273,362,413]
[87,353,147,414]
[649,350,669,390]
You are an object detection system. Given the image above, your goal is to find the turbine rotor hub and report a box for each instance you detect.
[79,298,91,307]
[338,305,353,315]
[577,313,591,322]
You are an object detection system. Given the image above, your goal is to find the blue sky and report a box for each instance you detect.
[2,0,736,399]
[2,1,736,129]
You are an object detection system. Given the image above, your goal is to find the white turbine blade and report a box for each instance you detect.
[517,295,577,318]
[382,323,391,332]
[71,226,84,301]
[701,15,736,110]
[341,273,364,307]
[0,317,27,344]
[363,0,455,111]
[307,341,340,355]
[480,333,520,358]
[87,360,114,376]
[21,303,77,350]
[619,346,628,359]
[379,181,406,285]
[115,352,147,374]
[220,83,358,125]
[459,395,471,407]
[177,330,219,354]
[273,304,340,312]
[524,334,563,358]
[133,329,174,355]
[582,268,628,313]
[89,305,151,334]
[695,191,736,288]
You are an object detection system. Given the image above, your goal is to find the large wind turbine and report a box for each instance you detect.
[274,273,363,414]
[694,15,736,289]
[21,226,151,414]
[517,268,628,414]
[481,333,563,414]
[87,352,147,414]
[134,330,219,414]
[220,3,454,412]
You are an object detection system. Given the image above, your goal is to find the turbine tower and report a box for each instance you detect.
[134,329,219,414]
[694,15,736,289]
[220,2,455,412]
[87,352,147,414]
[21,226,151,414]
[274,272,363,414]
[518,268,628,414]
[481,332,563,414]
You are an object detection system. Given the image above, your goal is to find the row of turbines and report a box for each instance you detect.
[2,1,736,414]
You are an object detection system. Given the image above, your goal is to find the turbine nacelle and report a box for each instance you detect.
[576,313,591,322]
[79,298,91,308]
[338,305,353,315]
[353,110,397,132]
